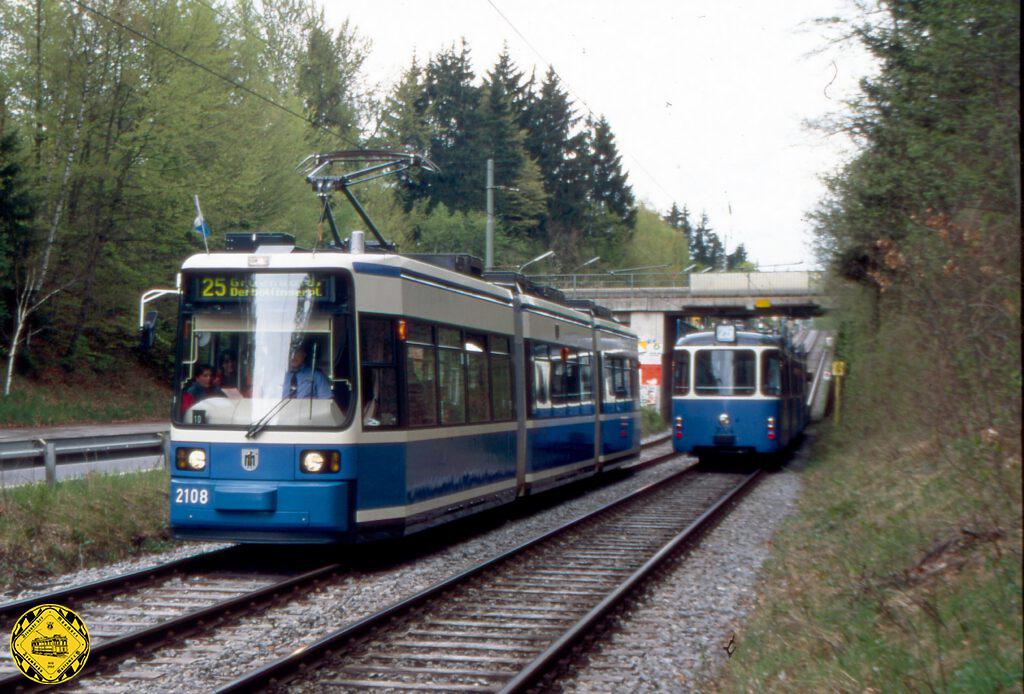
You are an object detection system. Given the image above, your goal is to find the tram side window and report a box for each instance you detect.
[530,342,551,415]
[465,332,490,424]
[550,348,567,404]
[761,349,781,396]
[565,350,581,406]
[612,357,629,398]
[672,350,690,395]
[602,355,616,403]
[360,317,398,427]
[579,352,593,404]
[437,327,466,425]
[490,336,513,421]
[405,322,438,427]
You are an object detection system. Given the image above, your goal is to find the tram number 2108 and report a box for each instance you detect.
[174,487,210,505]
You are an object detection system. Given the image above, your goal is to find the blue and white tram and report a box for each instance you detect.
[670,325,808,458]
[165,238,640,542]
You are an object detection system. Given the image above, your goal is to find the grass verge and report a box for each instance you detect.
[718,426,1022,691]
[0,469,172,591]
[0,364,171,427]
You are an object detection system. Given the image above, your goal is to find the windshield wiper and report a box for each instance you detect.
[245,396,293,439]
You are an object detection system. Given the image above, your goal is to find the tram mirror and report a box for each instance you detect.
[140,311,159,351]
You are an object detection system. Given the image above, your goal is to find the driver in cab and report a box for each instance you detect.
[283,342,331,399]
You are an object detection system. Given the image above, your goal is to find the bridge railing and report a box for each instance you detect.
[528,272,692,290]
[528,271,824,295]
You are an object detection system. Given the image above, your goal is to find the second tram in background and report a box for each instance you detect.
[670,324,808,460]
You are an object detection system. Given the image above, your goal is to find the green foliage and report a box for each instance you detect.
[723,1,1020,690]
[640,406,666,438]
[812,0,1019,290]
[0,130,35,324]
[609,206,691,272]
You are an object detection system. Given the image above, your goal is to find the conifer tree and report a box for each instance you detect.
[663,203,683,229]
[522,68,590,247]
[689,212,709,265]
[726,243,749,270]
[421,41,485,213]
[588,115,636,229]
[481,49,545,237]
[379,56,432,210]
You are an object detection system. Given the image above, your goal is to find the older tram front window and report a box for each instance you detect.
[695,349,756,396]
[672,350,690,395]
[174,271,353,429]
[761,349,782,396]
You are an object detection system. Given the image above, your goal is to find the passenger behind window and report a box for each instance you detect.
[183,363,225,412]
[215,350,249,398]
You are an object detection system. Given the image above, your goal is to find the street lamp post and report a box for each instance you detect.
[518,250,555,274]
[570,256,600,291]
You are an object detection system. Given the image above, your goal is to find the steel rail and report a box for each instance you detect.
[502,469,761,692]
[214,461,740,693]
[0,562,344,692]
[0,545,241,623]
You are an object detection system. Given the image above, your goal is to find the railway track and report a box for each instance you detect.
[215,465,759,693]
[0,547,343,689]
[0,435,675,691]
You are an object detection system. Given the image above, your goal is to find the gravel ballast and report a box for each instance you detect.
[554,466,803,692]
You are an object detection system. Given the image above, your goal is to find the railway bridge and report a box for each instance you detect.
[529,271,831,414]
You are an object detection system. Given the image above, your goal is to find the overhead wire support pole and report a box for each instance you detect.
[486,158,495,271]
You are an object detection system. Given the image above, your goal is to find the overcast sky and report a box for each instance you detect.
[321,0,875,269]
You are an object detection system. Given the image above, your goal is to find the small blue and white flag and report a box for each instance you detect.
[192,194,210,238]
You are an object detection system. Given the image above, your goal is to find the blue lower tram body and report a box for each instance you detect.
[671,397,804,456]
[170,416,640,543]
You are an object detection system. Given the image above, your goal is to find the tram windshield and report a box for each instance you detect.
[174,271,353,429]
[695,349,756,396]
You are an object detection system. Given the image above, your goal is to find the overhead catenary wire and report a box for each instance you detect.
[67,0,365,152]
[485,0,679,207]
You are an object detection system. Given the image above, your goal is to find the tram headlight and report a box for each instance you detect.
[301,450,340,474]
[176,448,207,471]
